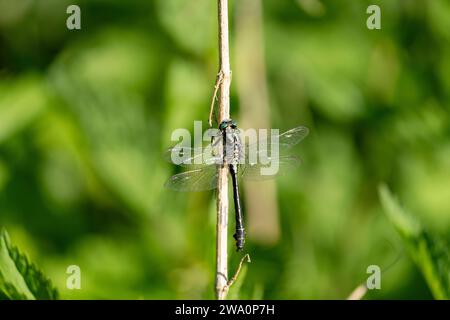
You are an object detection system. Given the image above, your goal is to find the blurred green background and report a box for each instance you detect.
[0,0,449,299]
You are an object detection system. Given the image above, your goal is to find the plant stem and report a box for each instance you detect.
[347,284,368,300]
[215,0,232,300]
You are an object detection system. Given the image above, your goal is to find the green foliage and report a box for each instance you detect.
[0,76,48,143]
[0,0,448,299]
[156,0,216,55]
[379,185,450,299]
[0,229,58,300]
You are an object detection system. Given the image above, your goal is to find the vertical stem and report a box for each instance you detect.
[215,0,232,300]
[218,0,231,121]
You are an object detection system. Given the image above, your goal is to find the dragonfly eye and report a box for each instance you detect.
[219,120,229,130]
[231,120,238,128]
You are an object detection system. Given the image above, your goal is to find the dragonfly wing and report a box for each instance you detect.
[164,141,222,167]
[240,155,302,181]
[277,126,310,147]
[245,126,309,159]
[165,166,218,192]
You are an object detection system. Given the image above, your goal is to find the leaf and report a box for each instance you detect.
[0,229,59,300]
[379,185,450,299]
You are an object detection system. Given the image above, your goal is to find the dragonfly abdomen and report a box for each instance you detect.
[230,163,245,251]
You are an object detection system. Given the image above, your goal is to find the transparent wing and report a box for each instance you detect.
[164,166,218,192]
[164,134,222,166]
[239,155,302,181]
[245,126,309,158]
[163,146,220,166]
[275,126,309,148]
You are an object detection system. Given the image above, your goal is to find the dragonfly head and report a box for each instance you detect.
[219,119,238,130]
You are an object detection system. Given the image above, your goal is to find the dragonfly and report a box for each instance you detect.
[164,119,309,251]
